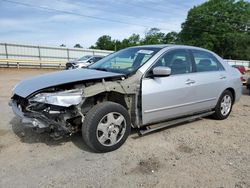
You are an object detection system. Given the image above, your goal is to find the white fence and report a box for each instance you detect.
[224,59,250,70]
[0,43,113,68]
[0,42,249,69]
[0,43,113,61]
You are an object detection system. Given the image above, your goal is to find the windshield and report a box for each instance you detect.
[88,47,161,74]
[78,55,92,61]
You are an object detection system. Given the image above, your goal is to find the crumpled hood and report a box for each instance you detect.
[13,68,124,98]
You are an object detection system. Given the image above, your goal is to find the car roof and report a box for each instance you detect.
[93,55,105,57]
[129,44,212,51]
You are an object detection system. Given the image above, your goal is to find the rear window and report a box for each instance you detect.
[192,50,224,72]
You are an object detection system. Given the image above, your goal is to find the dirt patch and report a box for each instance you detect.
[177,144,194,153]
[0,144,5,153]
[235,181,249,188]
[243,104,250,108]
[0,129,9,137]
[131,157,162,174]
[0,69,250,188]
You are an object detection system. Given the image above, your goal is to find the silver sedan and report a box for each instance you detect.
[10,45,242,152]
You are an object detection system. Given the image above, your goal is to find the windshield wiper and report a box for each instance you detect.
[92,67,108,72]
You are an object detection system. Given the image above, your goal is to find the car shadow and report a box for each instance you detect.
[10,115,204,148]
[10,117,91,152]
[242,86,249,96]
[10,117,143,152]
[130,119,202,139]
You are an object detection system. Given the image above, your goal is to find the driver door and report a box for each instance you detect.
[141,49,196,125]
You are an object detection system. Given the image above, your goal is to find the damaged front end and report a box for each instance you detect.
[9,67,142,141]
[10,88,85,139]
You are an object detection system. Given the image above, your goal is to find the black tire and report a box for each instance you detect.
[212,90,233,120]
[82,101,131,152]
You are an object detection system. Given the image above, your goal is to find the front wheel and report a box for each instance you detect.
[82,102,131,152]
[212,90,233,120]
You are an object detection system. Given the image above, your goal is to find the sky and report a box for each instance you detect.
[0,0,207,48]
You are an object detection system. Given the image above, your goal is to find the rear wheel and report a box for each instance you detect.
[212,90,233,120]
[82,102,131,152]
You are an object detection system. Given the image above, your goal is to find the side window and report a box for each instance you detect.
[88,57,95,62]
[96,57,102,61]
[153,49,193,75]
[192,50,224,72]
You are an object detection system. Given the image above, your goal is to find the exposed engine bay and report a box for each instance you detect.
[11,74,141,139]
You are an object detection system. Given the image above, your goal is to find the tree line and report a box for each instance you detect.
[74,0,250,60]
[89,29,179,51]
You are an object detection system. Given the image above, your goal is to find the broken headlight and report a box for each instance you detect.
[29,89,83,107]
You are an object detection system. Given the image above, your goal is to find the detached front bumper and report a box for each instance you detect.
[9,100,50,129]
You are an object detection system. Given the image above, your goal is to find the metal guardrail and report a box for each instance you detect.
[0,58,250,70]
[0,42,249,70]
[0,42,115,69]
[0,42,113,62]
[0,59,66,69]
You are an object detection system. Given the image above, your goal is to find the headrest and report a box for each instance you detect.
[173,58,184,65]
[199,59,212,66]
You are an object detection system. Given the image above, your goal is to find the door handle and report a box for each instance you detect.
[219,75,226,79]
[185,79,196,85]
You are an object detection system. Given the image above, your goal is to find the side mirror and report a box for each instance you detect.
[152,66,171,77]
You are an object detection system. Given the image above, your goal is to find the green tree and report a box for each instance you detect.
[113,40,122,51]
[89,28,181,50]
[74,44,83,48]
[94,35,115,50]
[163,32,179,44]
[118,34,141,50]
[180,0,250,60]
[127,34,140,46]
[142,28,165,45]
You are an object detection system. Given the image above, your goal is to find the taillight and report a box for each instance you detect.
[240,76,246,82]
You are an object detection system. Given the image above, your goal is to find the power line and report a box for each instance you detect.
[92,0,185,15]
[55,0,250,28]
[55,0,168,26]
[0,0,171,31]
[55,0,173,25]
[1,0,248,34]
[117,1,185,14]
[113,0,250,26]
[55,0,138,19]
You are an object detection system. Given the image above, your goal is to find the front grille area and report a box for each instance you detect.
[66,63,74,69]
[12,94,29,112]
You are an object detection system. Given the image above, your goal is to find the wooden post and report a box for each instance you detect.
[67,48,70,61]
[4,43,8,59]
[38,46,41,60]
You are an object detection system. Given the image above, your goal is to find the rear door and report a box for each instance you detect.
[189,49,227,110]
[141,49,197,125]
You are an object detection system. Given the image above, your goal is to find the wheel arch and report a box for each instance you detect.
[92,91,128,109]
[224,87,235,104]
[84,91,139,127]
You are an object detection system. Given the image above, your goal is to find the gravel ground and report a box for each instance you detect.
[0,68,250,188]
